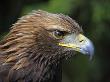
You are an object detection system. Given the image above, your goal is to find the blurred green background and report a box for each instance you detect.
[0,0,110,82]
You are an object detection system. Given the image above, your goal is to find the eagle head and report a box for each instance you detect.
[23,10,94,61]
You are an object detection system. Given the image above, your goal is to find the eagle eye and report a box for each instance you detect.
[53,30,67,39]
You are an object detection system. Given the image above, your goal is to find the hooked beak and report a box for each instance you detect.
[59,34,94,60]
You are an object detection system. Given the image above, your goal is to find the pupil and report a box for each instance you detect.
[55,30,64,36]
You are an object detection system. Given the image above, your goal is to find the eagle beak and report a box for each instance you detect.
[59,34,94,60]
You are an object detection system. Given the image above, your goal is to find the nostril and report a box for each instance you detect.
[79,40,84,43]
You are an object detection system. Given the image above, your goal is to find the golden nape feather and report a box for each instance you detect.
[0,10,94,82]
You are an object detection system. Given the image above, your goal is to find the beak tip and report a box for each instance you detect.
[89,55,93,61]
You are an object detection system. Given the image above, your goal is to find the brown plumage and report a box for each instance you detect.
[0,10,93,82]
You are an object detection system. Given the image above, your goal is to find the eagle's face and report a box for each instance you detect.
[38,25,94,61]
[33,12,94,61]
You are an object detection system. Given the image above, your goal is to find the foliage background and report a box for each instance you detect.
[0,0,110,82]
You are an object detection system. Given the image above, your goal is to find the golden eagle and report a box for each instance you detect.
[0,10,94,82]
